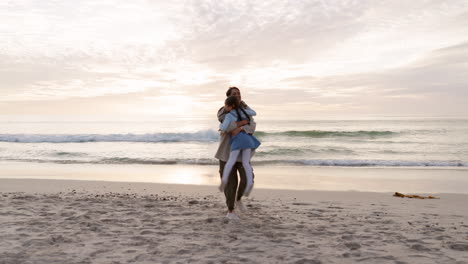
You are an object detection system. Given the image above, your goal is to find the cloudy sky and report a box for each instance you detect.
[1,0,467,121]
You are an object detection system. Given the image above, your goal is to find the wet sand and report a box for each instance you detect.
[2,161,468,193]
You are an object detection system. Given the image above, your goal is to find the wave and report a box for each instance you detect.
[255,130,397,138]
[0,129,397,143]
[3,158,218,165]
[100,157,216,165]
[255,159,468,167]
[3,157,466,167]
[55,151,87,157]
[0,130,219,143]
[255,147,354,157]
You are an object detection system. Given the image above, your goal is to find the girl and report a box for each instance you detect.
[219,95,260,197]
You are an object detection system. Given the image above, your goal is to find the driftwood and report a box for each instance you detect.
[393,192,439,199]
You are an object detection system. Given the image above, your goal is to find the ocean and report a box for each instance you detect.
[1,118,467,168]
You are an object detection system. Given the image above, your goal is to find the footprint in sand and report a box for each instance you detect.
[410,244,432,252]
[341,234,353,240]
[294,258,322,264]
[140,230,155,235]
[449,243,468,251]
[344,242,361,250]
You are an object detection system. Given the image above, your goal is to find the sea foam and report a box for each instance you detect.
[0,130,220,143]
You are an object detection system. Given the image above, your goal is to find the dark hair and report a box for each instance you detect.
[225,95,251,122]
[226,86,240,97]
[225,95,240,109]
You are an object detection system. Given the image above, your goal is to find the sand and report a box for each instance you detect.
[1,179,468,264]
[2,162,468,193]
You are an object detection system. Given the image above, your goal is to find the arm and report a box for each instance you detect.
[217,107,226,123]
[230,107,256,136]
[231,116,257,136]
[244,106,256,116]
[219,113,236,132]
[241,117,256,134]
[240,105,257,134]
[219,105,253,126]
[219,106,241,134]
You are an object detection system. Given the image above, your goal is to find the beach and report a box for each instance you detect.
[2,162,468,193]
[3,0,468,262]
[1,176,468,264]
[1,118,468,263]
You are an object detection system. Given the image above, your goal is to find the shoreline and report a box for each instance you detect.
[1,161,468,194]
[2,177,468,200]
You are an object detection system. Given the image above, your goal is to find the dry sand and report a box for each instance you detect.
[1,179,467,264]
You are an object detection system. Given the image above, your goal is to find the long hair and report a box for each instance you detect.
[225,96,251,122]
[226,87,239,97]
[225,95,240,109]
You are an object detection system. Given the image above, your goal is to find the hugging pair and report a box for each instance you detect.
[215,87,260,219]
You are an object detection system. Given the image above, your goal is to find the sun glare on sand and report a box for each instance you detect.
[161,167,215,185]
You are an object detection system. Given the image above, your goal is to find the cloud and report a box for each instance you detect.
[272,41,468,116]
[179,0,369,68]
[1,0,468,118]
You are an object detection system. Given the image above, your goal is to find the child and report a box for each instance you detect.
[219,95,260,197]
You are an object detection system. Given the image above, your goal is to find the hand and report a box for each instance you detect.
[236,120,249,127]
[231,127,243,137]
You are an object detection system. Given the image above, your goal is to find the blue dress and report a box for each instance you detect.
[219,107,261,152]
[230,131,261,151]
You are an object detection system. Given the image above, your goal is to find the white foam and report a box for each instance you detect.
[298,159,468,167]
[2,157,466,167]
[0,130,219,143]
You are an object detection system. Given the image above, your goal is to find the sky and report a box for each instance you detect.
[1,0,468,121]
